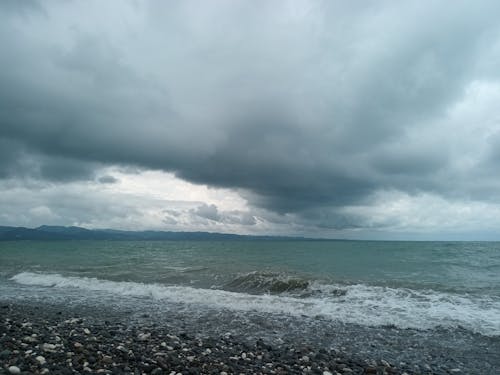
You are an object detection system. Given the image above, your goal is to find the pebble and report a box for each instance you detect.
[42,343,56,352]
[8,366,21,374]
[137,332,151,341]
[36,355,47,365]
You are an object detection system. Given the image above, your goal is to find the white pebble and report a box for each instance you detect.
[323,371,333,375]
[42,343,56,352]
[83,328,91,335]
[36,355,47,365]
[8,366,21,374]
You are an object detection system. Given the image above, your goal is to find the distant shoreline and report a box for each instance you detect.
[2,225,498,242]
[0,225,333,242]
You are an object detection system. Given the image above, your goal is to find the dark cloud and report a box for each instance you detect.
[1,1,500,233]
[0,139,96,182]
[97,175,119,184]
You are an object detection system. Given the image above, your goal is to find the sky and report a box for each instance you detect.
[1,0,500,239]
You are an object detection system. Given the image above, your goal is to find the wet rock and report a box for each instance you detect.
[8,366,21,374]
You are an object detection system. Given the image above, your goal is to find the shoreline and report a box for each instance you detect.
[1,301,491,375]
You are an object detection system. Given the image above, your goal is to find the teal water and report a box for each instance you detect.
[1,240,500,336]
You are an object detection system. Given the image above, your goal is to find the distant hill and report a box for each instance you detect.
[0,225,314,241]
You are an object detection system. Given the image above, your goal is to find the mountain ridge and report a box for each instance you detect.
[0,225,322,241]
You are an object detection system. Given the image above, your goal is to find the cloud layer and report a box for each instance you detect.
[1,1,500,238]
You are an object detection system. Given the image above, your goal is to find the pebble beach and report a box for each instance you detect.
[0,303,406,375]
[2,301,497,375]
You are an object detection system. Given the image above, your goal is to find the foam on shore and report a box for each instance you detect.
[11,271,500,336]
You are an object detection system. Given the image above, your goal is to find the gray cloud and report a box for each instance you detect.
[192,204,220,222]
[1,1,500,234]
[190,203,257,226]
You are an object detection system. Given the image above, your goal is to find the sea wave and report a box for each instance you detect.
[10,272,500,336]
[223,271,311,294]
[222,271,346,297]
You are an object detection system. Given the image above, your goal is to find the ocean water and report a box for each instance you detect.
[1,239,499,339]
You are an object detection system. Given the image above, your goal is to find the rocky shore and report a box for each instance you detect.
[0,303,427,375]
[0,301,495,375]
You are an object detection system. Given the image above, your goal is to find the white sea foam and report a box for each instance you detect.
[11,272,500,336]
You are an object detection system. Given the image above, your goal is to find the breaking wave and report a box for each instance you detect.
[222,271,347,297]
[11,272,500,337]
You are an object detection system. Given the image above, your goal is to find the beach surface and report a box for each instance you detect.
[1,300,499,375]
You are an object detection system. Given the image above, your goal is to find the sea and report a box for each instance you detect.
[1,240,500,372]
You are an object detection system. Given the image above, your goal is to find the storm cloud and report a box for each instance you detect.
[1,0,500,237]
